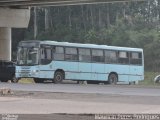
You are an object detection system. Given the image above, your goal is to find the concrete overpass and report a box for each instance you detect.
[0,0,145,61]
[0,0,143,7]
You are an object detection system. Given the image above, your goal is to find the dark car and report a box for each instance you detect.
[0,60,18,83]
[154,75,160,83]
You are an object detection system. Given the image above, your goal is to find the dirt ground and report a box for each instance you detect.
[5,90,160,105]
[1,90,160,120]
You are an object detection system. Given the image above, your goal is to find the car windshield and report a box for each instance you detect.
[17,47,39,65]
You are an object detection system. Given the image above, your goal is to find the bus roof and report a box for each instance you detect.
[20,40,143,52]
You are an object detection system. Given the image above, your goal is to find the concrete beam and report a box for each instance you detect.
[0,8,30,61]
[0,0,146,7]
[0,8,30,28]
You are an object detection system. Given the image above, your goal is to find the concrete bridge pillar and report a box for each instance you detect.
[0,8,30,61]
[0,28,11,61]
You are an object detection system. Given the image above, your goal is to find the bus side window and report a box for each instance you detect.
[41,48,45,59]
[53,47,64,60]
[79,48,91,62]
[45,48,52,60]
[130,52,142,65]
[65,47,78,61]
[92,49,104,63]
[105,50,117,64]
[40,48,52,64]
[118,51,129,64]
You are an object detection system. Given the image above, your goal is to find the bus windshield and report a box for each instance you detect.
[17,47,39,65]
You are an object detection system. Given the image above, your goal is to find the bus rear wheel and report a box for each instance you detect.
[53,71,64,84]
[108,73,118,85]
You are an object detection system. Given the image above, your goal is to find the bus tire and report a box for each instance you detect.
[34,78,44,83]
[108,73,118,85]
[54,71,64,84]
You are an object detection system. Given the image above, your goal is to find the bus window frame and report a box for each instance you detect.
[91,49,105,63]
[53,46,65,61]
[130,52,142,66]
[78,48,91,63]
[64,47,79,62]
[104,49,118,64]
[118,51,129,65]
[40,46,52,65]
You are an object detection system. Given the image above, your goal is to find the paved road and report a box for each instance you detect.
[1,82,160,115]
[0,82,160,96]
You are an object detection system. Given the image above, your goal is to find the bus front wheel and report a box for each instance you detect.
[108,73,118,85]
[53,71,64,84]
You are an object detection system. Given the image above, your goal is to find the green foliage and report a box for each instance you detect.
[84,29,98,43]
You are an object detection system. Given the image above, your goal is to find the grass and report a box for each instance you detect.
[18,78,34,84]
[139,71,160,86]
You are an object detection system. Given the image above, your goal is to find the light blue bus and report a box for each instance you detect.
[16,40,144,84]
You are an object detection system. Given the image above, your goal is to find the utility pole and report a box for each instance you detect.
[45,8,49,31]
[34,7,37,39]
